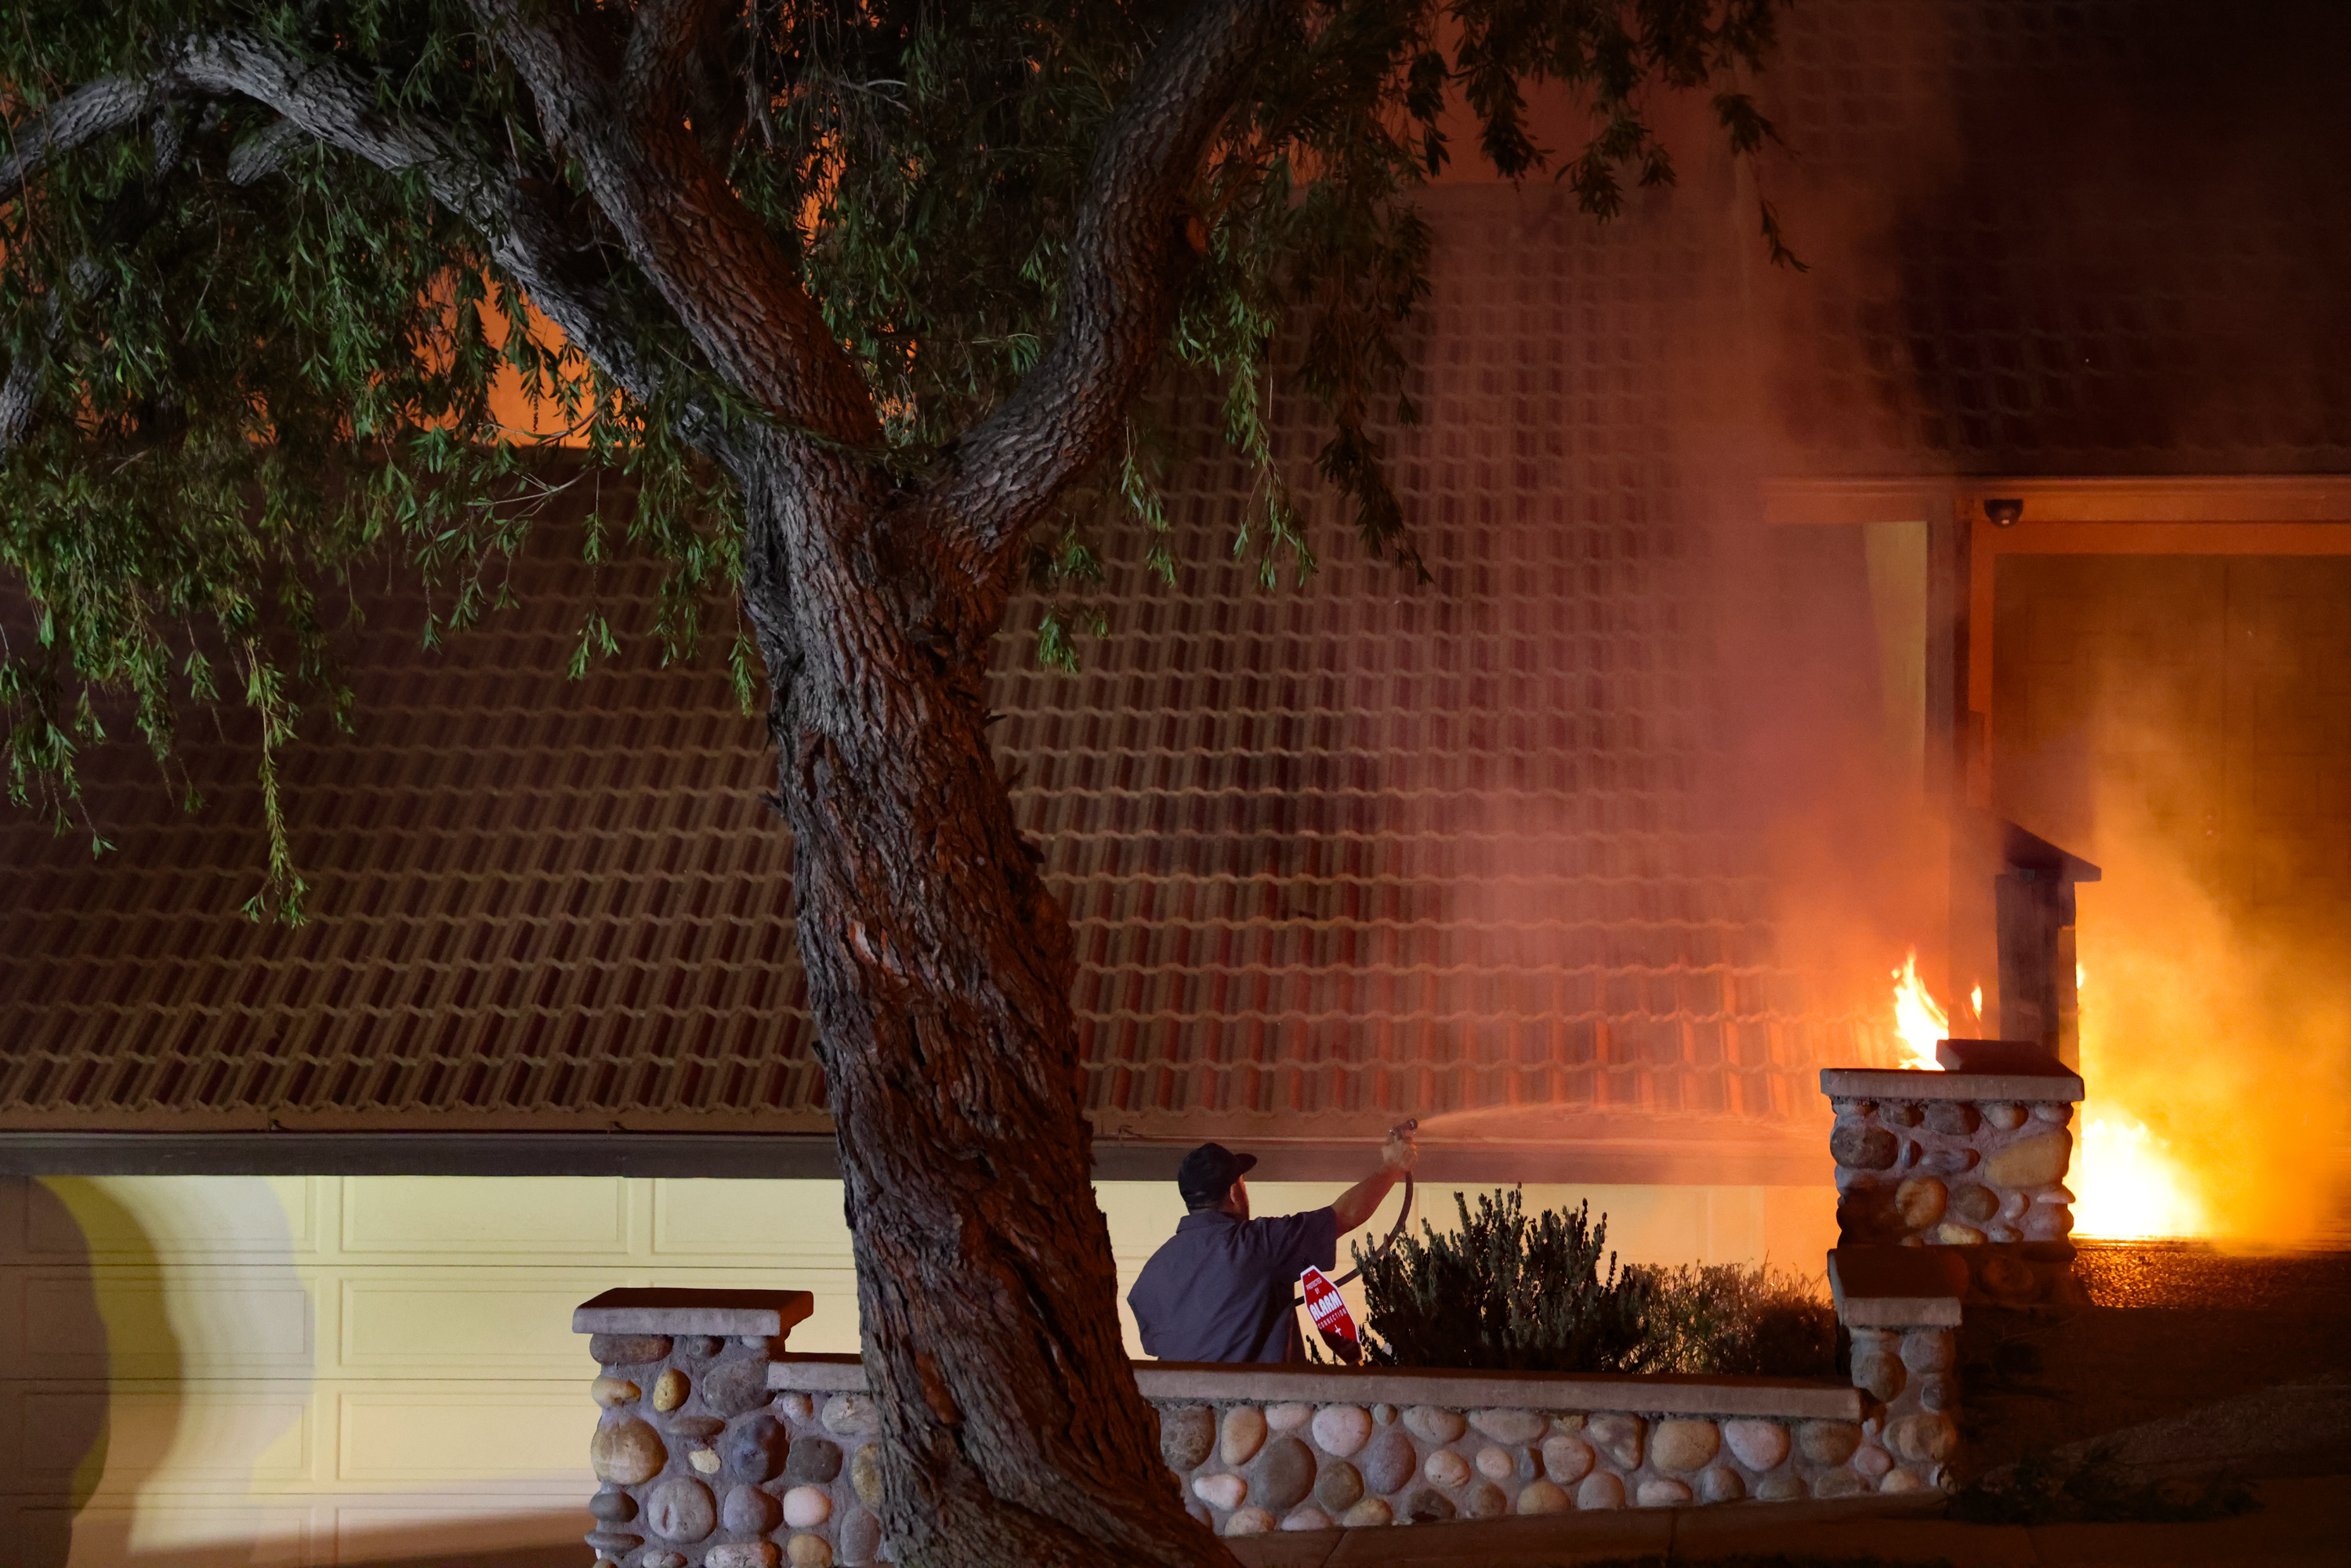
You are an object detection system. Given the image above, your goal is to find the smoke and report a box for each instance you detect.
[1381,1,1983,1128]
[2068,700,2351,1246]
[1710,516,1955,1064]
[1117,2,2351,1216]
[1970,547,2351,1244]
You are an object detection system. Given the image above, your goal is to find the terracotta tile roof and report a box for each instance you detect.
[0,551,821,1131]
[1,422,1850,1139]
[1011,440,1798,1139]
[4,0,2343,1144]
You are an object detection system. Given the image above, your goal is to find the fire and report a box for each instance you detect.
[2071,1113,2209,1238]
[2069,961,2209,1237]
[1873,951,2216,1235]
[1887,949,1947,1071]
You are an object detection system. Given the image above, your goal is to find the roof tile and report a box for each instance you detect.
[9,0,2338,1139]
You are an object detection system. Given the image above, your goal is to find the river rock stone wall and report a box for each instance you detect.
[584,1336,1958,1566]
[1838,1325,1962,1493]
[1829,1081,2082,1306]
[1147,1396,1923,1537]
[585,1332,872,1568]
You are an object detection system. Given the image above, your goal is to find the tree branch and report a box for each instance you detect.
[622,0,733,119]
[1,74,175,209]
[2,79,202,465]
[0,347,39,461]
[926,0,1291,581]
[226,116,308,185]
[627,0,752,166]
[473,0,881,452]
[162,31,717,444]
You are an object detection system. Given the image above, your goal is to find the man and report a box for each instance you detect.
[1128,1125,1419,1363]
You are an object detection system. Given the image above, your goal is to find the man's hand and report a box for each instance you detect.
[1334,1120,1418,1232]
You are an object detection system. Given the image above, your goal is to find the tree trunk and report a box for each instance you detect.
[738,444,1230,1568]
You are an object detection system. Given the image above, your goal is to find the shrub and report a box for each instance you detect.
[1353,1189,1654,1373]
[1637,1262,1839,1377]
[1351,1188,1838,1378]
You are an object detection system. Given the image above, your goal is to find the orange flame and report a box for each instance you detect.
[2072,1114,2209,1238]
[2070,962,2208,1237]
[1887,949,1947,1071]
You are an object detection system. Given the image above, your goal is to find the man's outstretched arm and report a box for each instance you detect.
[1329,1124,1419,1233]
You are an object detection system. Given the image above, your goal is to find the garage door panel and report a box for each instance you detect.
[20,1274,312,1378]
[335,1389,592,1484]
[650,1179,851,1258]
[27,1179,317,1259]
[331,1499,580,1566]
[336,1275,621,1374]
[340,1179,631,1257]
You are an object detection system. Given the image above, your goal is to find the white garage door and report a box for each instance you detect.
[0,1173,1820,1566]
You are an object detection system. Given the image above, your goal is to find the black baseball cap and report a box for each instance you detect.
[1177,1143,1258,1206]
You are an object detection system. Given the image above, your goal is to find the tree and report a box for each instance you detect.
[1,3,1788,1563]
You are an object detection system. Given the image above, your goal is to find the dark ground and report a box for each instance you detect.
[1958,1240,2351,1482]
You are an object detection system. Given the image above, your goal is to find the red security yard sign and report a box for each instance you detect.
[1299,1266,1358,1358]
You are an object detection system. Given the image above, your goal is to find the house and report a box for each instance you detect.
[3,1,2346,1561]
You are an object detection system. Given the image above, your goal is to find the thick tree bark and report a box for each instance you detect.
[736,440,1227,1568]
[664,0,1284,1551]
[10,5,1287,1560]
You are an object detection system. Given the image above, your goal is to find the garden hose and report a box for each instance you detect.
[1318,1170,1415,1293]
[1293,1118,1418,1303]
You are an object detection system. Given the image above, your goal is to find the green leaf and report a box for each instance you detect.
[1,0,1792,911]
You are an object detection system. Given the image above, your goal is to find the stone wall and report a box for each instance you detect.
[567,1069,2003,1568]
[578,1291,824,1568]
[757,1358,1907,1551]
[1827,1247,1969,1498]
[574,1313,1957,1565]
[585,1328,809,1568]
[1824,1066,2085,1307]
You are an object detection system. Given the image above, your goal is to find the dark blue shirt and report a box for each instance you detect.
[1128,1207,1339,1363]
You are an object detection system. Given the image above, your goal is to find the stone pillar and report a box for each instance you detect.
[577,1288,814,1568]
[1822,1064,2084,1307]
[1821,1043,2094,1495]
[1827,1248,1965,1492]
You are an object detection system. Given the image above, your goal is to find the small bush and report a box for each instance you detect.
[1354,1189,1654,1372]
[1353,1187,1838,1378]
[1637,1262,1839,1377]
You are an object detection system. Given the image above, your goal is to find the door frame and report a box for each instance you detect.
[1958,482,2351,808]
[1762,473,2351,1009]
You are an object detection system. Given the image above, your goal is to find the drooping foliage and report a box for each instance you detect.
[1,0,1792,914]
